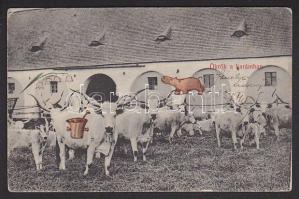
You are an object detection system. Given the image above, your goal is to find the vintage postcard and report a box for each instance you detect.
[7,7,292,192]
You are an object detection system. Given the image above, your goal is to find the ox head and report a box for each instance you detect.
[161,76,177,85]
[141,115,155,141]
[35,117,53,141]
[96,102,119,134]
[97,91,143,134]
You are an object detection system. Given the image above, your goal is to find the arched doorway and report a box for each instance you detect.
[191,68,231,112]
[245,65,291,104]
[84,74,117,102]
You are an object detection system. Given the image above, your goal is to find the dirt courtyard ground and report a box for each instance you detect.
[8,129,291,192]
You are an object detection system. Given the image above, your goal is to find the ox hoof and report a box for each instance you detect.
[36,164,43,171]
[59,165,66,170]
[105,171,112,177]
[83,170,88,176]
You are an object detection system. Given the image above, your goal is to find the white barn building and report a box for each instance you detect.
[7,8,292,118]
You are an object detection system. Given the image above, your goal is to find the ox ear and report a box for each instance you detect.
[116,108,124,115]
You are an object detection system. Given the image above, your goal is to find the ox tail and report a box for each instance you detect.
[55,138,60,168]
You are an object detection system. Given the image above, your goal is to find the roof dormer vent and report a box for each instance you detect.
[30,33,49,52]
[231,19,248,38]
[155,25,172,43]
[89,31,106,47]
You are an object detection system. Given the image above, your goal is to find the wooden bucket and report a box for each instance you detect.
[66,111,90,139]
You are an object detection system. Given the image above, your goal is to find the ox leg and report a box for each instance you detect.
[259,125,266,137]
[215,125,221,148]
[240,126,247,150]
[68,149,75,160]
[197,128,203,136]
[262,129,267,137]
[255,131,260,150]
[274,125,280,140]
[189,130,195,136]
[32,142,41,171]
[104,143,116,177]
[57,138,66,170]
[95,151,101,159]
[177,128,182,137]
[169,127,176,143]
[84,143,96,176]
[231,130,237,150]
[104,134,119,177]
[240,134,245,150]
[142,141,150,161]
[38,149,44,170]
[130,137,138,162]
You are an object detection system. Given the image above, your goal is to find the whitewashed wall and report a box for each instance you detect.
[7,56,292,118]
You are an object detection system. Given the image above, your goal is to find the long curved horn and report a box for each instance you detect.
[247,91,264,108]
[40,92,52,106]
[116,88,149,108]
[52,91,64,108]
[129,89,175,109]
[60,91,75,111]
[69,88,102,108]
[158,90,176,107]
[28,94,51,112]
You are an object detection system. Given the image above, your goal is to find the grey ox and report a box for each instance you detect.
[30,92,118,176]
[8,117,56,170]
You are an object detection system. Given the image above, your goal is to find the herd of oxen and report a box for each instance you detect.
[8,88,292,177]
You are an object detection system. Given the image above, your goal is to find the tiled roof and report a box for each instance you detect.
[7,7,292,71]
